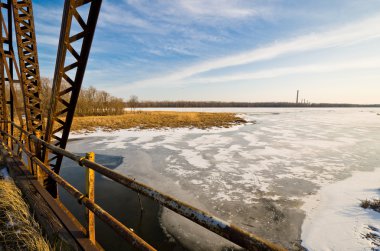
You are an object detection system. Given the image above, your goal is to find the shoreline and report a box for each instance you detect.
[69,120,249,139]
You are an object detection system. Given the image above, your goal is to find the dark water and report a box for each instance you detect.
[59,153,186,250]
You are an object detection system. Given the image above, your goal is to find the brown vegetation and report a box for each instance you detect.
[127,95,139,112]
[360,199,380,213]
[70,111,246,132]
[139,100,380,108]
[0,177,50,250]
[13,77,125,117]
[75,86,125,116]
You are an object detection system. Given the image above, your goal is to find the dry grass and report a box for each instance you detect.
[0,178,50,251]
[70,111,246,132]
[360,199,380,213]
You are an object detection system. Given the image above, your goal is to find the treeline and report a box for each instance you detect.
[15,77,125,117]
[139,101,380,108]
[308,103,380,107]
[76,86,125,116]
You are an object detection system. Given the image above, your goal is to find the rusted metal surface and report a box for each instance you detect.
[0,2,7,136]
[34,130,45,183]
[0,2,25,149]
[7,0,13,141]
[0,1,23,129]
[43,0,102,198]
[2,121,285,251]
[31,179,99,251]
[0,32,7,136]
[0,143,98,251]
[85,152,96,244]
[0,128,156,251]
[11,0,44,135]
[5,0,14,140]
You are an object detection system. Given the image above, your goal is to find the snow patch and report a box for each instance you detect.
[180,149,211,169]
[302,168,380,251]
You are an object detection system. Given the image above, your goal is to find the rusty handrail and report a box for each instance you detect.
[0,120,285,251]
[0,129,155,251]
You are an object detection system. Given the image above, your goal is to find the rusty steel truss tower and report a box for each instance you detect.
[0,0,102,197]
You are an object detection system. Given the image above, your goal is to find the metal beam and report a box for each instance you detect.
[43,0,102,198]
[0,2,23,127]
[0,1,33,171]
[12,0,44,135]
[6,0,13,138]
[0,22,7,136]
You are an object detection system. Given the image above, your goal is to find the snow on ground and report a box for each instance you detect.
[302,168,380,251]
[67,108,380,250]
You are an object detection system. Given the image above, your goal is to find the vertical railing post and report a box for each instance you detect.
[6,119,11,149]
[85,152,95,243]
[16,124,25,157]
[21,124,33,173]
[35,130,43,179]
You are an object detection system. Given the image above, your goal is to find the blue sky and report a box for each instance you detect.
[33,0,380,103]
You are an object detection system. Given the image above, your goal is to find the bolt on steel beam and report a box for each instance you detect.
[43,0,102,197]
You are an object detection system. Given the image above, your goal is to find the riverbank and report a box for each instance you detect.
[70,111,245,132]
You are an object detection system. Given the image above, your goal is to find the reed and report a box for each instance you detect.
[70,111,246,132]
[0,177,50,250]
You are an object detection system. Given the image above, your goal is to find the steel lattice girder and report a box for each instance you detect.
[12,0,44,135]
[43,0,102,197]
[0,1,24,127]
[0,2,6,128]
[0,1,12,137]
[1,0,38,173]
[0,35,7,133]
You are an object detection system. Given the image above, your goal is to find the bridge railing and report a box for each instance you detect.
[0,120,283,251]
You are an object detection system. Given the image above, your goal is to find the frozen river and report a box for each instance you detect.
[63,108,380,250]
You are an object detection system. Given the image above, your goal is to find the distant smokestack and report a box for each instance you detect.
[296,90,299,104]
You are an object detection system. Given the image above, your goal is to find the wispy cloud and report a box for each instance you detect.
[32,0,380,104]
[99,1,155,30]
[125,0,271,22]
[178,0,263,19]
[191,58,380,84]
[118,14,380,90]
[37,34,59,46]
[92,0,276,58]
[33,4,62,22]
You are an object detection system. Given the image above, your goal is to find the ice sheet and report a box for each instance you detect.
[68,108,380,250]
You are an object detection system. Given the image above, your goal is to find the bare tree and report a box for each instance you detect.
[35,79,126,116]
[127,95,139,112]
